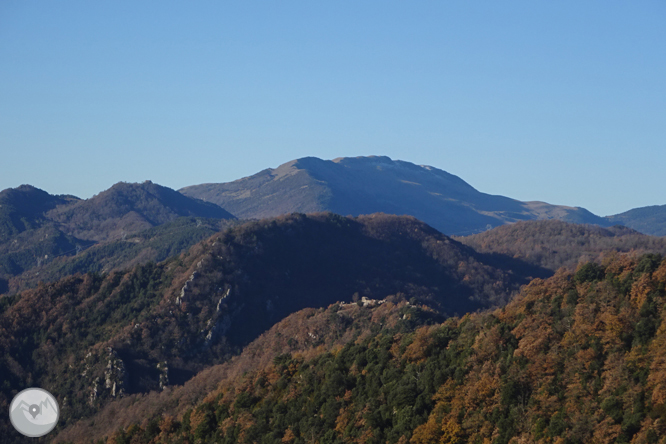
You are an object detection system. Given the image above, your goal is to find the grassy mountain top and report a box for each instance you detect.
[458,219,666,271]
[91,252,666,444]
[180,156,610,236]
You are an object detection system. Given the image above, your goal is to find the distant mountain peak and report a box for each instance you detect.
[13,184,44,193]
[104,180,163,193]
[180,156,609,234]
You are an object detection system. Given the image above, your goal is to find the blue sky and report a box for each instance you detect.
[1,1,664,216]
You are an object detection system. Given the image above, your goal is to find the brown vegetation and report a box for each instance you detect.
[458,220,666,271]
[84,253,666,444]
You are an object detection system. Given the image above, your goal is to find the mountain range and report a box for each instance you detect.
[2,155,664,297]
[1,156,666,443]
[0,182,236,295]
[4,156,664,246]
[2,212,665,443]
[180,156,666,236]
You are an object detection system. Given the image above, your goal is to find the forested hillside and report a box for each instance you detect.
[54,299,440,443]
[46,181,234,242]
[458,220,666,271]
[0,213,536,444]
[0,185,83,294]
[5,210,666,444]
[91,253,666,444]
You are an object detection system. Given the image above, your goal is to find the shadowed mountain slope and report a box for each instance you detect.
[0,182,235,295]
[0,185,78,237]
[0,185,86,294]
[4,216,239,295]
[180,156,611,235]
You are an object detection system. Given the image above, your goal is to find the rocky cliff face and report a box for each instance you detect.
[81,347,128,407]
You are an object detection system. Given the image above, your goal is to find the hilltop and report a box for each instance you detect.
[0,185,79,237]
[47,180,234,242]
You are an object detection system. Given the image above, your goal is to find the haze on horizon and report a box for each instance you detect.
[1,1,664,216]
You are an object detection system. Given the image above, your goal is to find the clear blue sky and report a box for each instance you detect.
[1,1,664,216]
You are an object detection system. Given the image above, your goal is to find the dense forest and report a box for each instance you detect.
[84,253,666,444]
[54,299,441,442]
[1,213,539,444]
[458,220,666,271]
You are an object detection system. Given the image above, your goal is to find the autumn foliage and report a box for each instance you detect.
[94,253,666,444]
